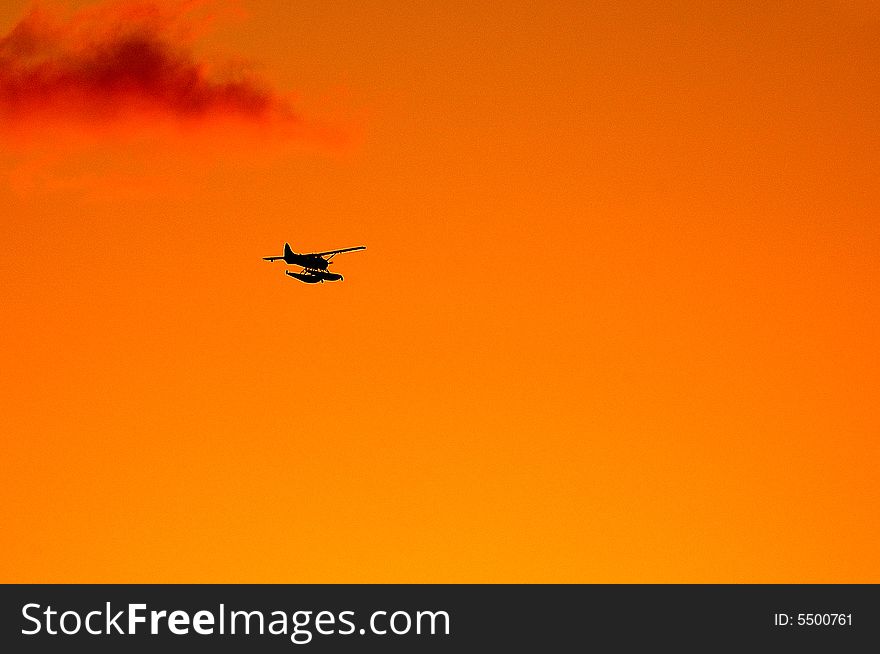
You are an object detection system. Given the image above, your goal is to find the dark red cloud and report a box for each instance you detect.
[0,1,296,127]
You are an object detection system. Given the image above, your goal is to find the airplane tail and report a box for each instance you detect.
[263,242,294,262]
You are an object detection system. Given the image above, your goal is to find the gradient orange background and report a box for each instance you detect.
[2,0,878,582]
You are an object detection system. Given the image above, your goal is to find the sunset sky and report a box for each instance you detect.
[2,1,878,582]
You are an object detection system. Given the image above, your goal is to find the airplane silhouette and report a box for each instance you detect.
[263,242,366,283]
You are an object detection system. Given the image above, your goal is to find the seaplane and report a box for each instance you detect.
[263,242,366,283]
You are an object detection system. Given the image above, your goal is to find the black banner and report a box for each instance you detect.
[1,585,877,651]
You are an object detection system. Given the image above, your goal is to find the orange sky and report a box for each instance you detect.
[2,0,878,582]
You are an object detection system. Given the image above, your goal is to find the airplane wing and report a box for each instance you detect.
[311,246,367,257]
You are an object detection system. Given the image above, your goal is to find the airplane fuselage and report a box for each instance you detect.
[285,252,330,270]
